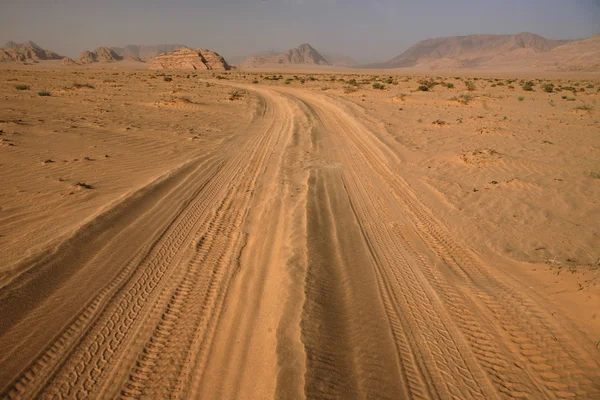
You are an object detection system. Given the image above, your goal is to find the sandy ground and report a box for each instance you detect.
[0,65,599,399]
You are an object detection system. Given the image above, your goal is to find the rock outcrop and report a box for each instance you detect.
[0,41,63,63]
[241,44,330,67]
[61,57,79,66]
[79,47,123,64]
[111,44,188,60]
[149,48,231,70]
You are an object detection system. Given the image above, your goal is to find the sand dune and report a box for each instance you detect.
[0,66,599,399]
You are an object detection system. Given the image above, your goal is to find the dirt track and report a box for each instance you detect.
[1,81,599,399]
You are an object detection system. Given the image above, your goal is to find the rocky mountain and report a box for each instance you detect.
[241,44,330,67]
[501,33,600,72]
[149,48,231,70]
[110,44,188,60]
[0,41,63,63]
[78,47,123,64]
[370,32,571,68]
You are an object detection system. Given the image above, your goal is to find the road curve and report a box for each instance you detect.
[0,83,598,400]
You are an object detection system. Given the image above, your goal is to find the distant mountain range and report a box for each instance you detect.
[241,44,331,67]
[110,44,188,60]
[232,47,359,67]
[367,32,599,71]
[1,33,598,71]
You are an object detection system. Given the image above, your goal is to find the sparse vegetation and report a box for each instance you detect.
[229,90,244,101]
[587,171,600,179]
[518,96,525,101]
[15,84,30,90]
[432,119,447,126]
[542,83,554,93]
[465,81,476,91]
[37,91,51,96]
[417,85,429,91]
[372,82,385,90]
[522,82,534,91]
[449,93,474,104]
[163,77,172,82]
[72,82,95,89]
[252,79,259,84]
[574,104,593,113]
[344,86,358,94]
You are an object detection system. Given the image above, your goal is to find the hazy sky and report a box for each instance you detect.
[1,0,599,62]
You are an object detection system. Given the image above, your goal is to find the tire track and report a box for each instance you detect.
[1,90,281,400]
[294,90,600,399]
[117,93,284,399]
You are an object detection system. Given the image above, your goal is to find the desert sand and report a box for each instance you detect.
[0,64,599,399]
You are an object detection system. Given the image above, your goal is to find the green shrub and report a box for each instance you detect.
[372,82,385,90]
[163,77,172,82]
[15,84,29,90]
[542,83,554,93]
[417,85,429,91]
[38,91,51,96]
[517,96,525,101]
[445,83,454,89]
[522,82,534,91]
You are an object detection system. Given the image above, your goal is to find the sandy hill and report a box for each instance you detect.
[78,47,126,64]
[370,32,570,68]
[241,44,330,67]
[322,53,359,67]
[149,47,231,70]
[110,44,188,60]
[0,41,63,63]
[229,50,280,66]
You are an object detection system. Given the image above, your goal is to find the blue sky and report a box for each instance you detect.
[1,0,599,62]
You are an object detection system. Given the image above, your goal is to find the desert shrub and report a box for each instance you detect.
[252,79,259,84]
[586,84,594,89]
[449,93,473,104]
[418,78,440,90]
[574,104,593,112]
[229,90,243,101]
[587,171,600,179]
[38,91,51,96]
[385,77,394,84]
[285,78,293,85]
[496,82,504,86]
[348,78,358,86]
[417,85,429,91]
[465,81,476,91]
[522,82,534,91]
[344,86,358,94]
[15,84,29,90]
[300,79,305,84]
[542,83,554,93]
[308,76,316,81]
[517,96,525,101]
[73,82,95,89]
[445,82,455,89]
[372,82,385,90]
[508,85,515,89]
[163,77,172,82]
